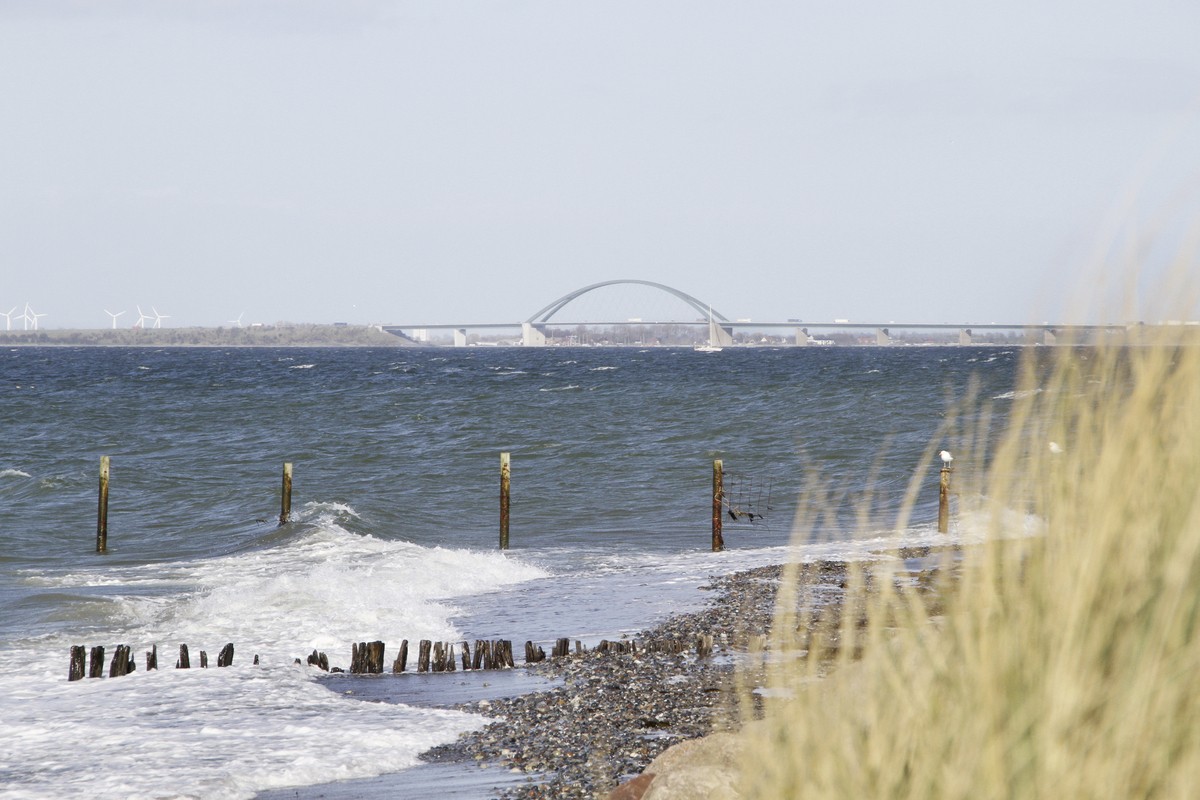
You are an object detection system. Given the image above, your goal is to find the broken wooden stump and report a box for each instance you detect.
[349,641,385,674]
[177,644,190,669]
[524,641,546,664]
[307,650,330,671]
[199,650,208,668]
[498,640,514,668]
[69,645,86,681]
[108,645,134,677]
[417,640,432,673]
[217,643,234,668]
[392,640,408,673]
[89,645,105,678]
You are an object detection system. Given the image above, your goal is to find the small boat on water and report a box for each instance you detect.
[695,307,724,352]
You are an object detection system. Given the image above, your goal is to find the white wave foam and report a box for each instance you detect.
[1,468,32,478]
[0,523,548,798]
[0,662,480,799]
[993,388,1043,400]
[539,384,580,392]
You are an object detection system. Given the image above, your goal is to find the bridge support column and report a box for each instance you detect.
[959,328,973,346]
[875,327,892,346]
[521,322,547,347]
[453,328,468,347]
[795,327,809,346]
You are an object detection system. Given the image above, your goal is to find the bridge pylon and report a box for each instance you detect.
[522,322,547,347]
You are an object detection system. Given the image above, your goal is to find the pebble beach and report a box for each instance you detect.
[260,561,854,800]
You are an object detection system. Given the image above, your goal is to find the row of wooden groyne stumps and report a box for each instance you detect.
[68,633,721,682]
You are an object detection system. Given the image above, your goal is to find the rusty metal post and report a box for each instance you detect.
[712,459,724,552]
[938,466,951,533]
[279,462,293,526]
[500,452,511,550]
[96,456,110,554]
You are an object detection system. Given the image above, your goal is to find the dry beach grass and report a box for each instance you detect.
[740,321,1200,798]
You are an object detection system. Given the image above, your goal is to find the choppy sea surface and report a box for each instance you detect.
[0,345,1025,798]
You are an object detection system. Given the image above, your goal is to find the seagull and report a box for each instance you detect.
[939,450,954,468]
[1048,441,1064,455]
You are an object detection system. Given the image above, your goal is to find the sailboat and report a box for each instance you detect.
[694,307,724,352]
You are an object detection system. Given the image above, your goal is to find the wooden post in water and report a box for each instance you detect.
[96,456,110,554]
[69,646,86,681]
[938,466,951,533]
[499,452,511,550]
[712,459,725,552]
[279,462,293,526]
[89,646,105,678]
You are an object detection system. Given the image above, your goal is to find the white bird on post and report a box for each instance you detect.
[939,450,953,469]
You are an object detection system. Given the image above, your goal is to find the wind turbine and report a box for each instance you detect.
[227,312,245,328]
[152,307,169,328]
[23,302,46,330]
[104,309,126,329]
[1,307,15,331]
[134,306,151,329]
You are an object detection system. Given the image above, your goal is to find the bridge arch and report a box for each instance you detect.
[524,279,728,324]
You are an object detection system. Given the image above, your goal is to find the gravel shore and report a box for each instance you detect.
[259,553,952,800]
[419,561,852,799]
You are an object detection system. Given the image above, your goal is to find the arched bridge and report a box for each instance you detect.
[385,278,737,346]
[381,279,1132,347]
[524,279,729,325]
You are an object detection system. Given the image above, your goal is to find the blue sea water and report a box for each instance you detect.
[0,344,1024,798]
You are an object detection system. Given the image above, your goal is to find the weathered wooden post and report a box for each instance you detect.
[96,456,110,554]
[69,646,86,681]
[89,645,105,678]
[938,465,951,533]
[109,645,134,677]
[473,639,488,670]
[499,452,511,550]
[279,462,293,526]
[712,459,725,552]
[217,643,235,667]
[177,644,190,669]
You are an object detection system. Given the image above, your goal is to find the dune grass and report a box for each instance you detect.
[742,324,1200,799]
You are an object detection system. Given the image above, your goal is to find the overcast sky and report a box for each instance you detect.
[3,1,1199,329]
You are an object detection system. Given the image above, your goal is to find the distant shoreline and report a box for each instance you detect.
[0,324,416,348]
